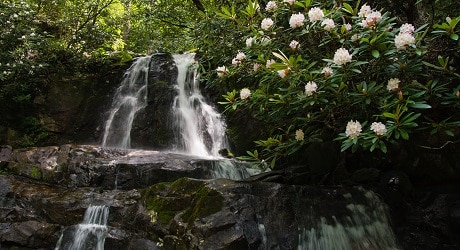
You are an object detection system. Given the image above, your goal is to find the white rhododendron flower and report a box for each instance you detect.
[295,129,304,141]
[344,23,352,32]
[235,51,246,61]
[333,48,352,65]
[322,18,335,31]
[261,18,274,30]
[395,32,415,50]
[345,120,362,139]
[370,122,387,136]
[305,81,318,96]
[358,4,372,17]
[253,63,262,72]
[289,13,305,28]
[387,78,400,91]
[232,52,246,65]
[351,34,360,42]
[284,0,295,6]
[216,66,227,77]
[278,69,288,78]
[363,11,382,27]
[289,40,299,50]
[308,7,324,22]
[266,59,275,69]
[240,88,251,100]
[400,23,415,34]
[246,37,254,47]
[321,66,333,77]
[265,1,277,12]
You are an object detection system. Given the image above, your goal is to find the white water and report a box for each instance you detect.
[297,190,399,250]
[101,56,150,149]
[55,205,109,250]
[172,53,229,157]
[210,159,252,180]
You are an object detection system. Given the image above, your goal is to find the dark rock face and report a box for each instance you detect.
[130,53,178,150]
[1,145,459,249]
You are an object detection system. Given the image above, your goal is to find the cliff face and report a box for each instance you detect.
[0,53,179,149]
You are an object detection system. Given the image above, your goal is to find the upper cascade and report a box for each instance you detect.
[171,53,229,158]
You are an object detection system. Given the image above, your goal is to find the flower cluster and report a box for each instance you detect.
[261,18,274,30]
[370,122,387,136]
[295,129,304,141]
[321,18,335,31]
[265,1,277,12]
[395,23,416,50]
[216,66,227,77]
[358,4,382,28]
[345,120,362,139]
[240,88,251,100]
[289,40,299,50]
[289,13,305,28]
[305,81,318,96]
[308,7,324,22]
[232,51,246,65]
[321,66,333,77]
[333,48,352,65]
[387,78,400,91]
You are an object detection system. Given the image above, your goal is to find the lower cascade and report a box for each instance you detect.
[296,189,399,250]
[55,205,109,250]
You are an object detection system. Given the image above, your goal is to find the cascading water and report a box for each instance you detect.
[100,53,252,180]
[171,53,229,157]
[55,205,109,250]
[101,56,150,149]
[296,189,399,250]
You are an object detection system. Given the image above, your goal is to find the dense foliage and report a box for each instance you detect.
[1,0,459,178]
[0,0,207,146]
[197,0,460,171]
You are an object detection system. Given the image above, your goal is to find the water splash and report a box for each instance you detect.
[101,56,150,149]
[171,53,229,157]
[55,205,109,250]
[297,190,399,250]
[210,159,253,180]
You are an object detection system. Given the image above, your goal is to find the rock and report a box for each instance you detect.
[142,178,400,249]
[2,145,251,189]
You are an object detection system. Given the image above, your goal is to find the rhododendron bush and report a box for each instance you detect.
[199,0,460,169]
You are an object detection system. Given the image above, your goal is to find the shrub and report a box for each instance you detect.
[199,0,460,169]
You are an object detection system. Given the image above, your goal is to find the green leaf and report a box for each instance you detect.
[383,112,396,119]
[408,103,432,109]
[399,129,409,140]
[372,50,380,58]
[445,130,455,137]
[342,3,354,14]
[450,33,459,40]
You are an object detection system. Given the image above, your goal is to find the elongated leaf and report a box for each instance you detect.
[408,103,432,109]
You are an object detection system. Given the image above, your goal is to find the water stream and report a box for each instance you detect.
[55,205,109,250]
[101,56,150,149]
[171,53,229,157]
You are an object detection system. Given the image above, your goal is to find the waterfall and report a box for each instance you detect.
[210,159,252,180]
[172,53,229,157]
[101,56,150,149]
[55,205,109,250]
[297,190,399,250]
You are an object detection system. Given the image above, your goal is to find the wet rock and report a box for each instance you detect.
[2,144,250,189]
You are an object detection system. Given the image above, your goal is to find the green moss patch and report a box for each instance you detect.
[142,178,224,226]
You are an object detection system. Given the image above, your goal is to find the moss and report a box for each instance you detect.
[142,178,224,226]
[30,166,41,179]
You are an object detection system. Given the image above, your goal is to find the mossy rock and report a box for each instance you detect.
[142,178,224,226]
